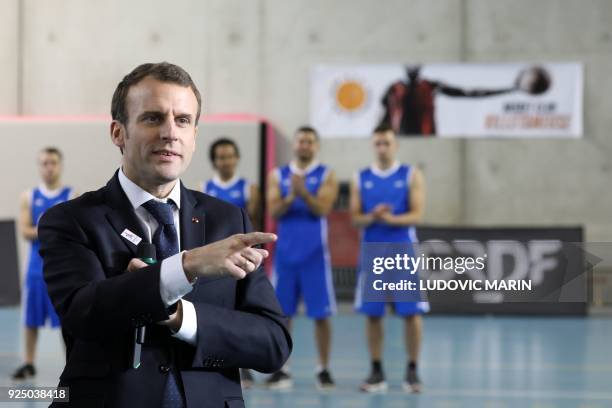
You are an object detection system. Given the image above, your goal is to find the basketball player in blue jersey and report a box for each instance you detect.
[204,138,260,230]
[12,147,75,380]
[351,124,429,393]
[204,137,261,388]
[265,126,338,390]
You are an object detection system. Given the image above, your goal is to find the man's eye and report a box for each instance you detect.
[143,115,160,123]
[177,117,191,126]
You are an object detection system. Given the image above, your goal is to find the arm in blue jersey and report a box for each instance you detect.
[19,190,38,241]
[267,169,295,219]
[380,167,426,226]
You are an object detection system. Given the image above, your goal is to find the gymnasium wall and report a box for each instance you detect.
[0,0,610,242]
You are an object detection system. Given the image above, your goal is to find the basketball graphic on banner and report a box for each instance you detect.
[516,66,552,95]
[335,80,367,112]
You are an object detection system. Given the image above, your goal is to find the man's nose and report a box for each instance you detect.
[159,118,178,141]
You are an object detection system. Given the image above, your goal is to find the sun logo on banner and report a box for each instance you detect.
[334,79,369,113]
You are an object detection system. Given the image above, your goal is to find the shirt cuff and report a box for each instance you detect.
[160,251,194,306]
[172,299,197,346]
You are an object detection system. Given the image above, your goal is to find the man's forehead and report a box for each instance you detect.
[374,131,395,141]
[39,152,60,160]
[295,131,317,141]
[217,145,237,152]
[126,77,197,112]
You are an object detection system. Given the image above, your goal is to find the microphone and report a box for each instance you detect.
[132,242,157,369]
[137,242,157,265]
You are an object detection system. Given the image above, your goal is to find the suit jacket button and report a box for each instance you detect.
[159,365,171,374]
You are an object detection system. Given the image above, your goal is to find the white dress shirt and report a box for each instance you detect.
[118,168,197,345]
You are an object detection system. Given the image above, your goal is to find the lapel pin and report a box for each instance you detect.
[192,217,200,224]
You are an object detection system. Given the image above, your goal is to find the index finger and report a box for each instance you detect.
[237,232,277,248]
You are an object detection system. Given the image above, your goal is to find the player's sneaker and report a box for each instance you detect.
[316,369,335,390]
[265,370,293,390]
[11,364,36,380]
[240,368,254,389]
[402,365,422,393]
[359,369,388,393]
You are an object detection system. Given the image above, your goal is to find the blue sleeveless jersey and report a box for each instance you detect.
[204,177,249,209]
[276,163,330,263]
[27,186,72,281]
[358,164,417,243]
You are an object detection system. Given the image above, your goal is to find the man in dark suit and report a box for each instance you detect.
[38,62,291,407]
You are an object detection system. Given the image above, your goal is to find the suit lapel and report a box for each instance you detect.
[179,182,206,251]
[179,183,208,301]
[104,171,147,257]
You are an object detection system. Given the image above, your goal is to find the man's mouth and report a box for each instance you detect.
[153,149,181,158]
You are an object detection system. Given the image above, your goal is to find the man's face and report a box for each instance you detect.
[293,131,318,162]
[38,152,62,185]
[112,76,198,185]
[372,131,397,163]
[213,144,239,176]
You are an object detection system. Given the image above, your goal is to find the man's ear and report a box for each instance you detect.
[110,120,126,154]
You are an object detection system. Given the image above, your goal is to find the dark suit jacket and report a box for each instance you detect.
[39,172,292,407]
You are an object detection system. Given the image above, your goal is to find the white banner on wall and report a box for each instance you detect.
[310,63,583,138]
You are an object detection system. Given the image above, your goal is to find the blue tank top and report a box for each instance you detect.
[358,163,417,243]
[275,162,330,263]
[28,186,72,280]
[204,177,249,209]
